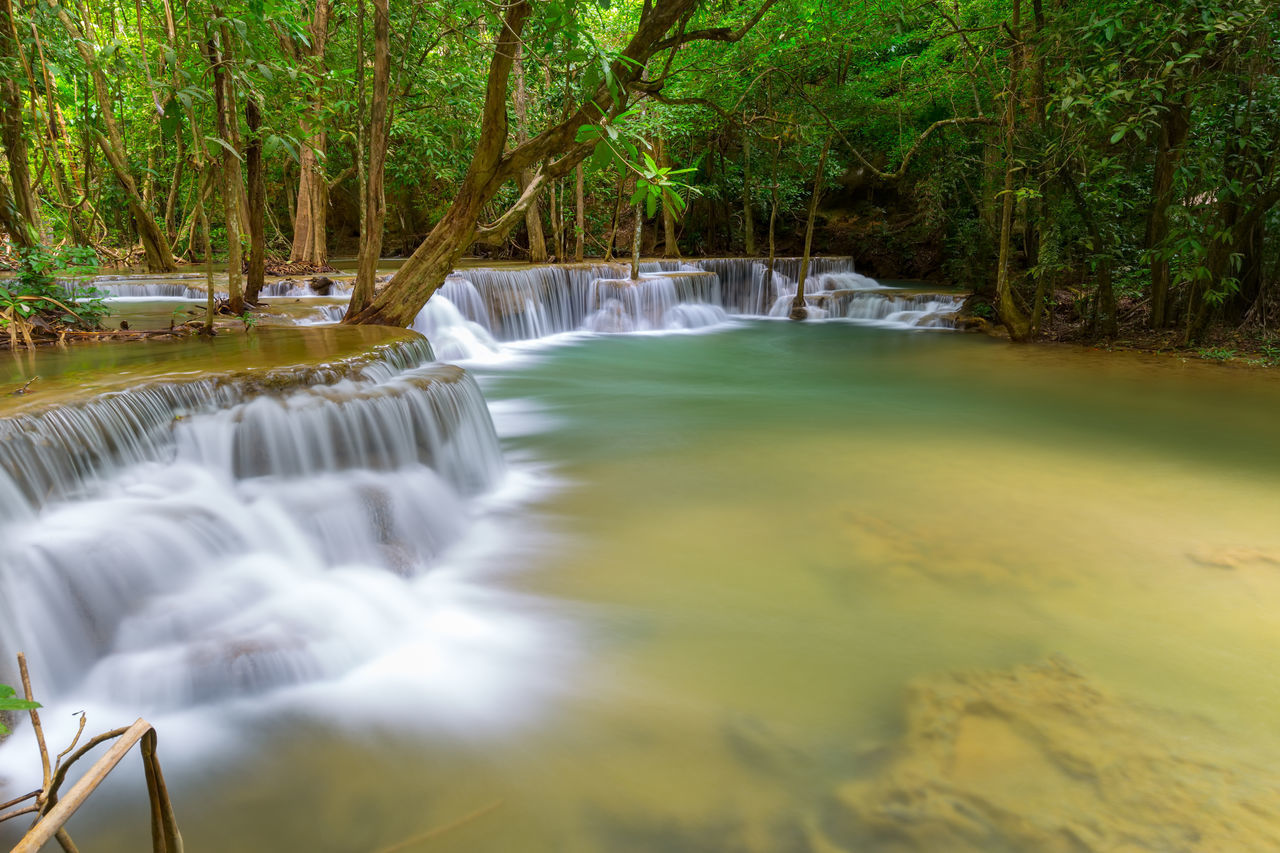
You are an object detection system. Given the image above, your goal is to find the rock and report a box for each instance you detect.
[821,658,1280,852]
[308,276,334,295]
[952,315,991,333]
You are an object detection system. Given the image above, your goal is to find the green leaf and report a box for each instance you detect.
[205,136,244,161]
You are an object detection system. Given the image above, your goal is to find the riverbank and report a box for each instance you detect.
[960,289,1280,368]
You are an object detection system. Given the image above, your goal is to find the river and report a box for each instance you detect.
[3,262,1280,851]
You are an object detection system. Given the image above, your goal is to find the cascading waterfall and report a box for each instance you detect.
[0,336,511,710]
[836,291,965,327]
[400,257,963,353]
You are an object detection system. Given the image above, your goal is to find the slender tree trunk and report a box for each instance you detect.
[629,204,643,280]
[742,120,755,255]
[994,0,1030,340]
[513,47,547,261]
[1147,100,1191,328]
[208,25,243,314]
[351,0,389,313]
[790,136,830,321]
[245,96,265,303]
[605,172,625,261]
[289,0,330,266]
[197,168,215,333]
[574,162,585,261]
[659,134,680,258]
[0,0,38,246]
[764,137,780,314]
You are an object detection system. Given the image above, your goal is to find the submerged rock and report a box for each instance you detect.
[816,658,1280,852]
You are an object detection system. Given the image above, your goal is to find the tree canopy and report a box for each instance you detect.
[0,0,1275,340]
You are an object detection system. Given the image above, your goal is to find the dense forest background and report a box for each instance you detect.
[0,0,1277,342]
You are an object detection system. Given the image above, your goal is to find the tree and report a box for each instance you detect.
[344,0,777,326]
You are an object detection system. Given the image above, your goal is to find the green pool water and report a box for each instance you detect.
[27,320,1280,851]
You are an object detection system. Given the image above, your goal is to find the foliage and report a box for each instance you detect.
[1,245,108,333]
[0,683,39,736]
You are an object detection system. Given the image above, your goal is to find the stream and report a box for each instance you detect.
[3,260,1280,851]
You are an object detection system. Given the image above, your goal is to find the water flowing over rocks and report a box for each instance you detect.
[0,330,505,710]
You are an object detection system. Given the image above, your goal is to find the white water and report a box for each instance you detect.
[0,339,546,760]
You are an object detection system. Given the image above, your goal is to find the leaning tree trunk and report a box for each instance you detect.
[342,0,763,327]
[351,0,389,313]
[54,5,175,271]
[789,136,830,321]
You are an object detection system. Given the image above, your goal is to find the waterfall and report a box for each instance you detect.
[0,347,507,710]
[836,291,965,328]
[0,336,434,515]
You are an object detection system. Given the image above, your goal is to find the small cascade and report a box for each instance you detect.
[298,304,349,325]
[408,278,501,360]
[583,277,680,332]
[663,303,729,329]
[451,264,619,340]
[90,283,208,299]
[0,354,505,709]
[837,291,965,328]
[0,337,435,516]
[260,278,356,298]
[815,271,887,291]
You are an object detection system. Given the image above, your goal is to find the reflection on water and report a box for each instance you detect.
[7,321,1280,851]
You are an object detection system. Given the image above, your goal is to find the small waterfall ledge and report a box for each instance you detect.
[0,324,510,710]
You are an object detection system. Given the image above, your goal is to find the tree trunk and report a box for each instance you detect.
[351,0,389,313]
[289,0,330,266]
[742,120,755,255]
[208,25,243,314]
[342,0,757,327]
[659,134,680,258]
[1147,100,1191,328]
[245,96,265,303]
[513,46,547,261]
[574,162,584,262]
[629,204,643,280]
[0,0,38,246]
[789,136,830,321]
[994,0,1030,340]
[54,4,175,271]
[763,137,780,314]
[605,172,625,261]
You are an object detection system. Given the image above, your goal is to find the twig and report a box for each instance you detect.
[16,654,51,800]
[54,713,88,768]
[9,376,38,395]
[0,788,38,809]
[45,726,132,811]
[0,804,39,823]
